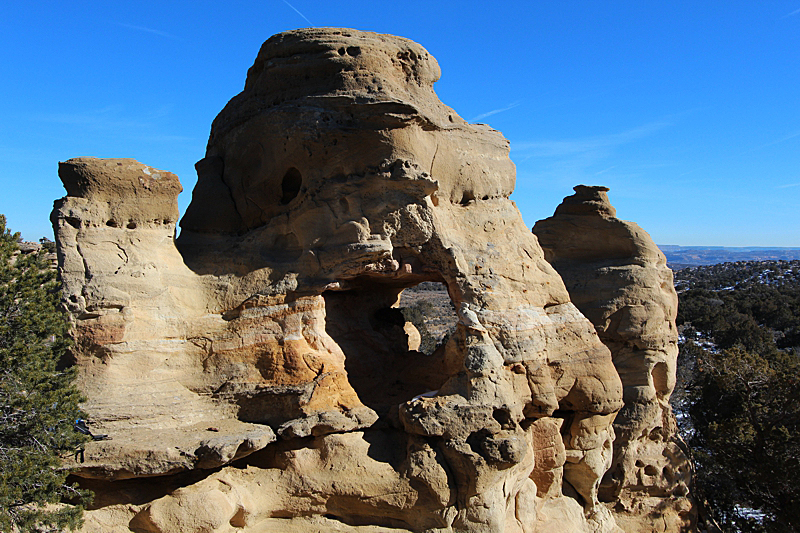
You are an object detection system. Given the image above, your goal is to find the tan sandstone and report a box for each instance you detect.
[51,29,687,533]
[533,185,696,531]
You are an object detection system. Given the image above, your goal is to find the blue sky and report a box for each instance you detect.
[2,1,799,246]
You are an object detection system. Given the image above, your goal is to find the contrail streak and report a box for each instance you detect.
[283,0,313,26]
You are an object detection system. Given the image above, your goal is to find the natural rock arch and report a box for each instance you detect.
[51,29,691,533]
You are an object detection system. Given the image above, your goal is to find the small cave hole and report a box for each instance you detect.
[459,191,475,206]
[561,478,585,507]
[466,429,490,457]
[338,47,346,55]
[280,167,302,205]
[229,507,246,528]
[644,464,658,476]
[267,232,303,263]
[551,410,575,436]
[346,46,361,57]
[492,408,515,430]
[126,221,137,229]
[651,361,669,398]
[106,219,118,228]
[598,471,618,503]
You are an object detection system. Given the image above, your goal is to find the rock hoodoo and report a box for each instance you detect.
[533,185,696,531]
[52,29,688,532]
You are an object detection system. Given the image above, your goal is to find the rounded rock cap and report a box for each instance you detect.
[553,184,617,218]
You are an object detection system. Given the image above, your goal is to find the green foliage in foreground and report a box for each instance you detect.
[686,345,800,532]
[0,216,90,532]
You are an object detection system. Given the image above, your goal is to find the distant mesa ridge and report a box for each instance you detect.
[660,245,800,267]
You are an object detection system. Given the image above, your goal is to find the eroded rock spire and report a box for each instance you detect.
[534,185,696,531]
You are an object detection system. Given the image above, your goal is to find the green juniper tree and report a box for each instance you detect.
[0,215,90,532]
[687,345,800,533]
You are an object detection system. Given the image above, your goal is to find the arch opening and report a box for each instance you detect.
[323,280,457,419]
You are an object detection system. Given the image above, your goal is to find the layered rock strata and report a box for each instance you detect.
[52,157,278,479]
[50,29,687,533]
[533,186,695,531]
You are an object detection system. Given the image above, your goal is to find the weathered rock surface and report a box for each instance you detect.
[533,186,696,531]
[53,157,278,478]
[51,29,686,533]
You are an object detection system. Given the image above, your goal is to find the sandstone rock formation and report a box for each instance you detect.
[533,186,696,531]
[51,29,687,533]
[52,157,278,479]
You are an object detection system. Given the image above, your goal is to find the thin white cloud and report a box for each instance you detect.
[783,7,800,17]
[470,101,521,122]
[753,130,800,150]
[116,23,182,40]
[283,0,313,26]
[777,182,800,189]
[681,129,800,177]
[31,107,192,145]
[512,121,670,158]
[594,166,615,175]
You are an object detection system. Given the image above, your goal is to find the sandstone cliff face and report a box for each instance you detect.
[533,186,695,531]
[52,158,277,479]
[51,29,685,533]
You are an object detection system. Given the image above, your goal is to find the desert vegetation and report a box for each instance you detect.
[0,216,89,532]
[673,260,800,532]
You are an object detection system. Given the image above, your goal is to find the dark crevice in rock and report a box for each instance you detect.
[280,167,302,205]
[324,279,454,420]
[70,468,222,510]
